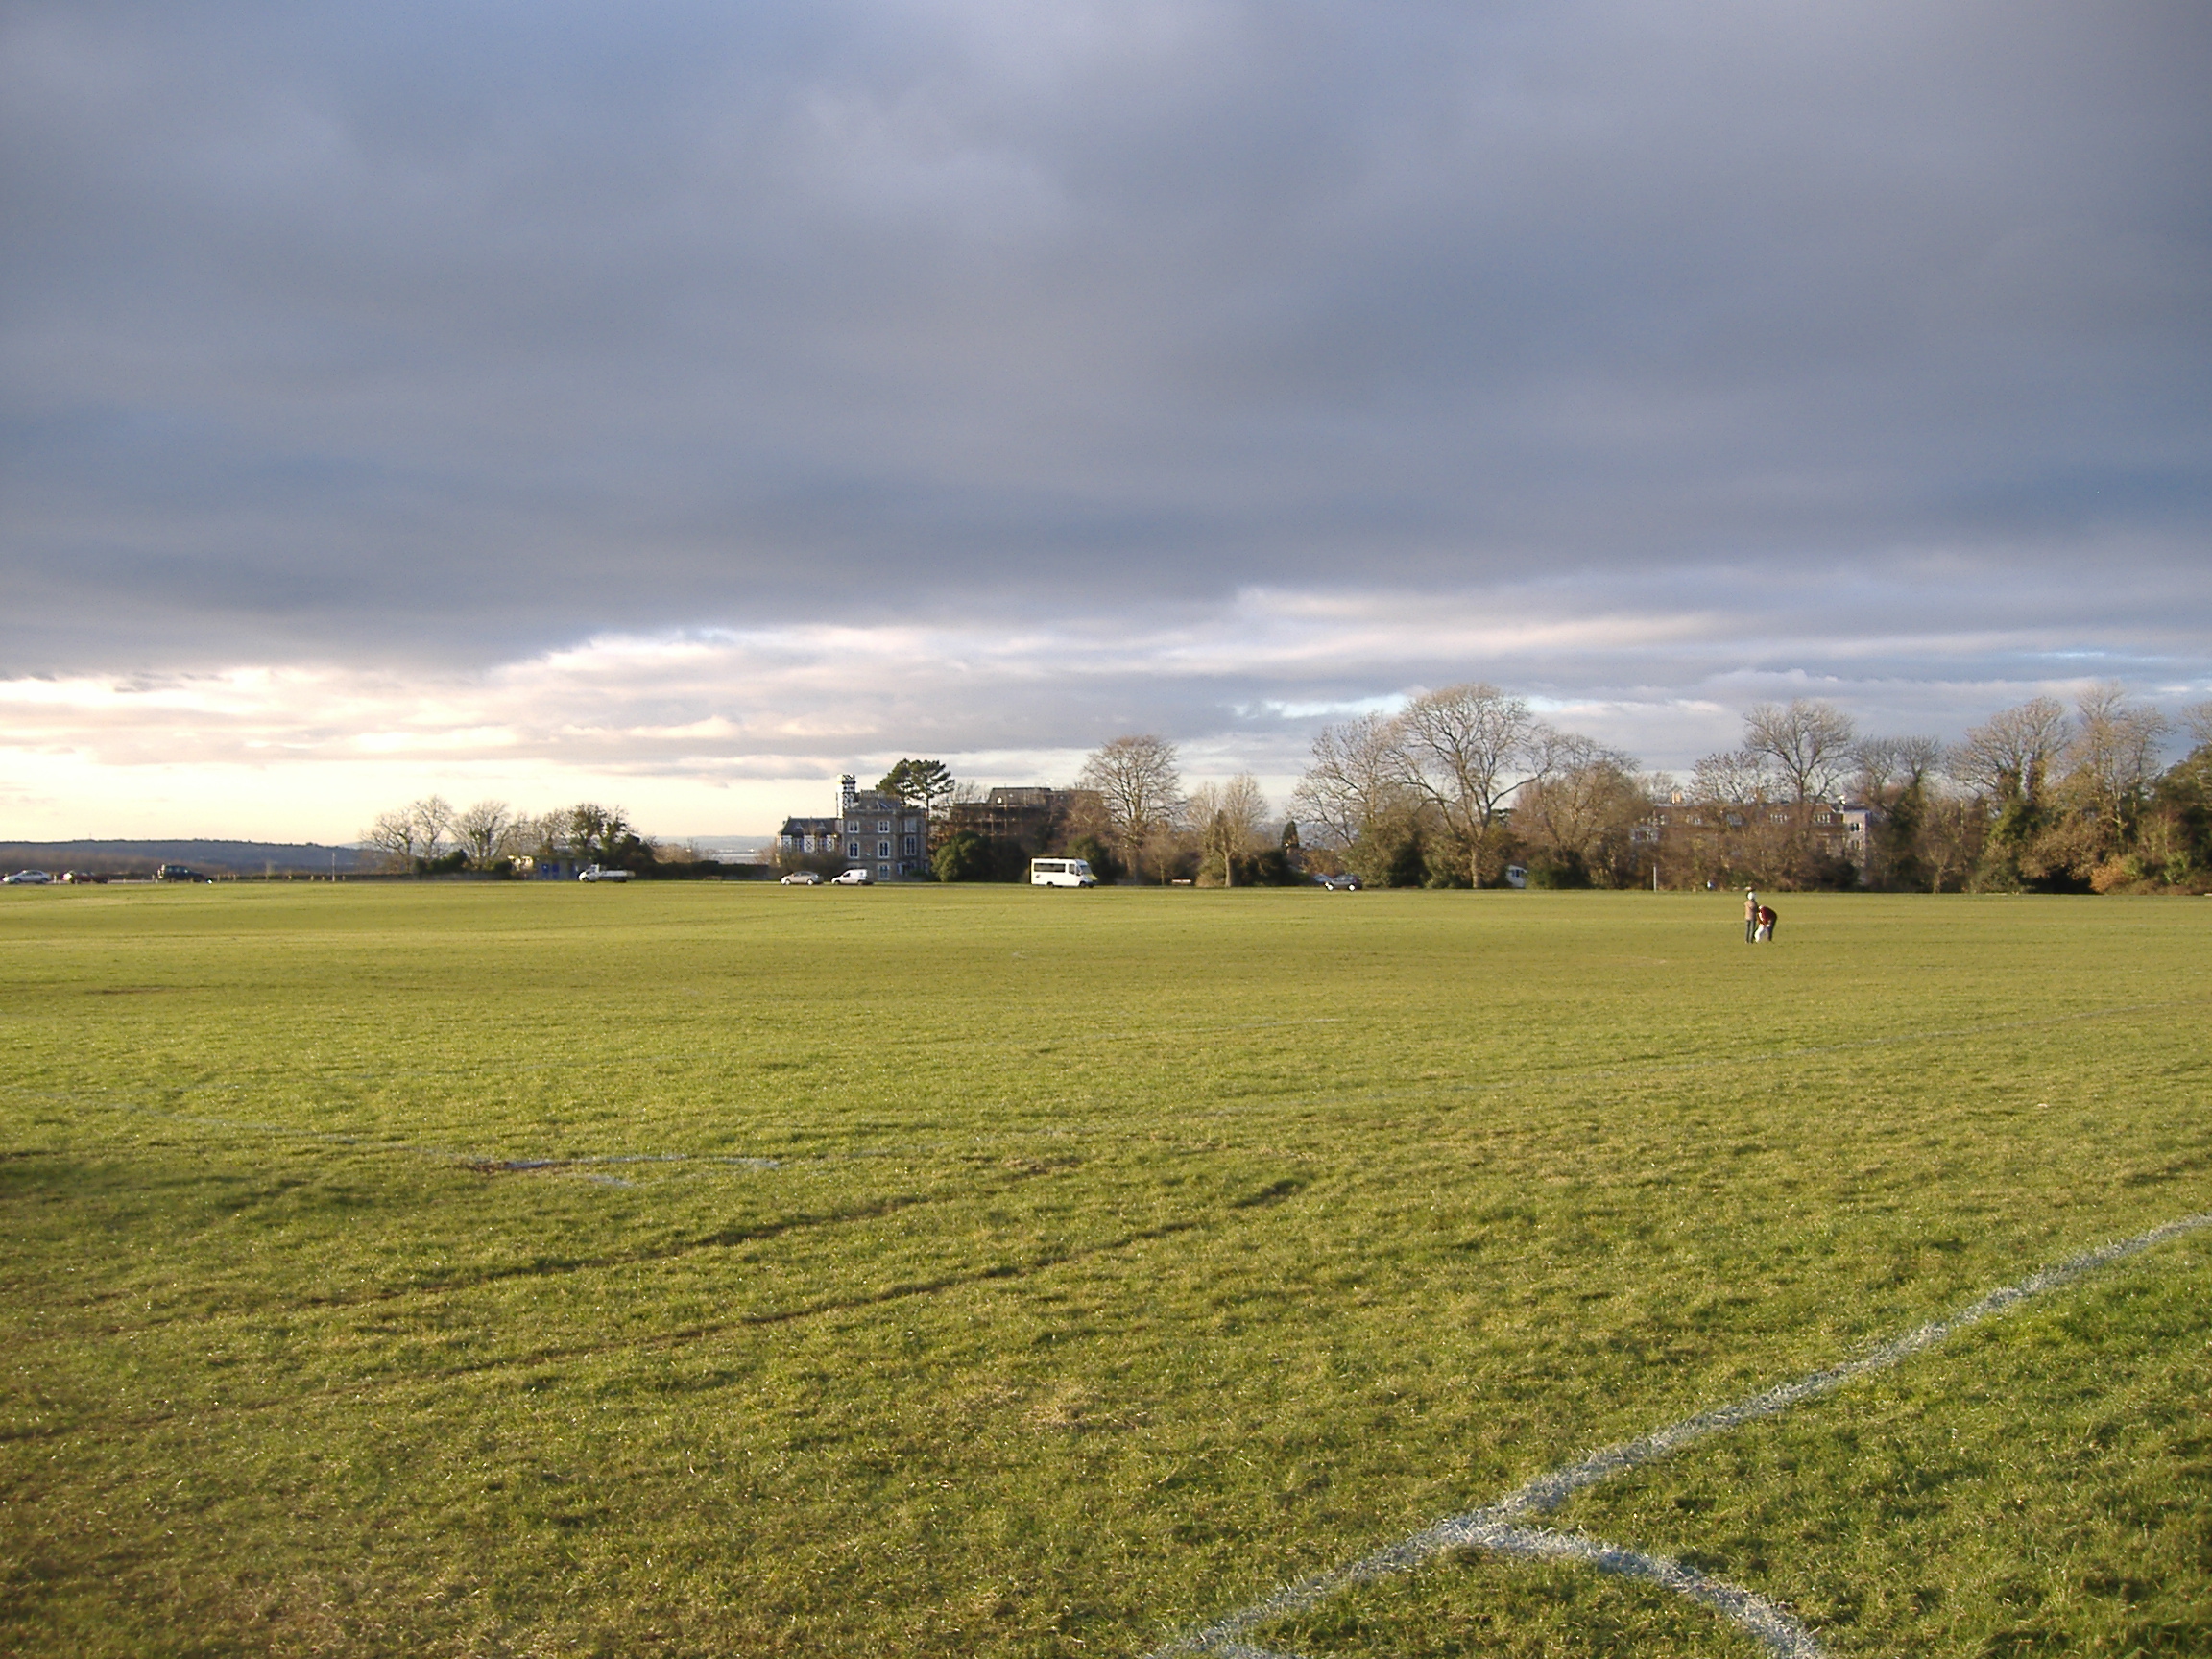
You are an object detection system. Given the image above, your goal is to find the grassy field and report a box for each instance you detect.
[1,881,2206,1657]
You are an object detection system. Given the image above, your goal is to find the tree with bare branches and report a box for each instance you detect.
[1289,712,1405,851]
[1511,738,1644,885]
[1187,774,1269,887]
[408,796,455,859]
[1851,735,1942,805]
[1743,700,1858,805]
[1949,697,2070,807]
[1076,735,1183,880]
[2062,685,2169,852]
[454,800,515,869]
[1391,683,1560,885]
[363,809,421,872]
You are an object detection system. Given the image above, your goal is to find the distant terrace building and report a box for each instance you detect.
[1633,794,1879,881]
[777,775,929,880]
[943,786,1102,855]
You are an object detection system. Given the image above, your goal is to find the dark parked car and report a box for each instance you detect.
[1316,871,1362,891]
[153,864,211,882]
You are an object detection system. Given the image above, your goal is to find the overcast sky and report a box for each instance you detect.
[4,1,2207,839]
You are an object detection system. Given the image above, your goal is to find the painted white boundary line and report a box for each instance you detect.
[1147,1208,2212,1658]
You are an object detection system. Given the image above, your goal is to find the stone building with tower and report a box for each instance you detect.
[777,776,929,880]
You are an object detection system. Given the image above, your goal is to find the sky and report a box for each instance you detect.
[4,1,2208,841]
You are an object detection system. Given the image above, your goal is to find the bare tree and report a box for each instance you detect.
[363,809,421,872]
[408,796,456,860]
[2184,701,2212,751]
[1187,774,1269,886]
[510,812,565,860]
[1918,791,1985,893]
[1949,697,2071,806]
[1076,735,1183,879]
[1891,735,1943,794]
[1391,683,1559,884]
[1743,700,1858,805]
[1289,712,1407,850]
[2062,685,2169,851]
[454,800,515,869]
[1512,738,1643,882]
[1691,747,1772,805]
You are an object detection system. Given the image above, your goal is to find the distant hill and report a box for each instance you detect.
[0,840,372,877]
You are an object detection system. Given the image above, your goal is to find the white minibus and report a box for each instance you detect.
[1028,857,1098,888]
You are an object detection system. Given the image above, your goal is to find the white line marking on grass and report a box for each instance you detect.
[1147,1208,2212,1658]
[1204,1524,1820,1659]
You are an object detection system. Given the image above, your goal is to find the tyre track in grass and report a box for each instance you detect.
[1198,998,2202,1127]
[5,1178,1310,1432]
[12,998,2194,1154]
[1146,1207,2212,1659]
[19,1175,1039,1330]
[11,998,2198,1194]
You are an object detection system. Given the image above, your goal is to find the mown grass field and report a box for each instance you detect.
[2,881,2206,1657]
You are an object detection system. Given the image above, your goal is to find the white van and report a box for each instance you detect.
[1029,857,1097,888]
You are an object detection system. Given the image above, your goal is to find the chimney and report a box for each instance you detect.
[839,774,858,814]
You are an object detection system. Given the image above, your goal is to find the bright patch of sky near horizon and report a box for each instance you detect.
[3,2,2206,840]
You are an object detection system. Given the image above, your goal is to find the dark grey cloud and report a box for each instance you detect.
[3,0,2207,704]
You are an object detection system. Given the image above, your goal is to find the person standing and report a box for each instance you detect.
[1743,888,1760,944]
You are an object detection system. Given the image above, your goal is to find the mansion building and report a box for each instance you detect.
[777,779,1098,880]
[778,777,928,880]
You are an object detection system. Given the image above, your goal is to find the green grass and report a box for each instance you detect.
[1,882,2206,1657]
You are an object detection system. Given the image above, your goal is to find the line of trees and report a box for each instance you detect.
[361,798,687,876]
[1067,735,1303,886]
[1286,683,2212,893]
[926,736,1301,885]
[360,683,2212,894]
[1290,684,1652,888]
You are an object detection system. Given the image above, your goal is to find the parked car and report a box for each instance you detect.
[1316,871,1361,890]
[153,864,209,882]
[3,869,52,885]
[578,865,633,882]
[829,868,872,885]
[779,870,823,885]
[60,871,107,884]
